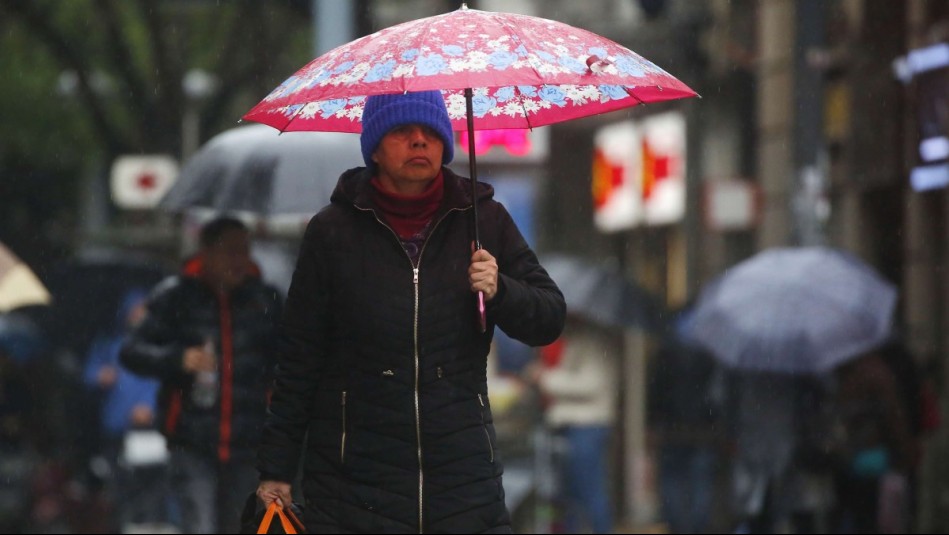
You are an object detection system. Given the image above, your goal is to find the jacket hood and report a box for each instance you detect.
[329,166,494,211]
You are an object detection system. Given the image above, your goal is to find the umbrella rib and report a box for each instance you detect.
[280,102,308,133]
[513,86,534,131]
[624,86,647,107]
[491,11,547,129]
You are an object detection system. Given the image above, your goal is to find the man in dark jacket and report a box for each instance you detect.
[121,216,283,534]
[256,90,566,534]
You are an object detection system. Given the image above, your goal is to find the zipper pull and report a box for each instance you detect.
[413,268,419,285]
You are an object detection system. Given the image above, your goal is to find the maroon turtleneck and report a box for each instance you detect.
[370,171,445,239]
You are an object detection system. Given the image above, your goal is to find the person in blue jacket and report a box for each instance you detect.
[83,287,171,530]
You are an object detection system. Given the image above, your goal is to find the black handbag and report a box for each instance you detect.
[240,492,306,534]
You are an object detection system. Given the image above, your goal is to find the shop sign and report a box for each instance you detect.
[703,178,760,231]
[895,42,949,191]
[592,112,686,232]
[110,155,178,209]
[454,127,549,164]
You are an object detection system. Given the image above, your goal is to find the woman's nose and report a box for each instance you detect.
[408,126,428,145]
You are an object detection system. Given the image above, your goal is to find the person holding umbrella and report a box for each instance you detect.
[255,90,565,533]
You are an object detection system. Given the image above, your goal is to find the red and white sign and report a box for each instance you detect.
[592,112,686,232]
[110,155,179,209]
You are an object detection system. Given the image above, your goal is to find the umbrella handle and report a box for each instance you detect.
[465,88,487,334]
[477,291,486,332]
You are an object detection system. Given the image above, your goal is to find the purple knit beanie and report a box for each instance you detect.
[360,90,455,168]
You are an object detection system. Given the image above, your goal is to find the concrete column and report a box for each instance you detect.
[314,0,355,55]
[756,0,796,248]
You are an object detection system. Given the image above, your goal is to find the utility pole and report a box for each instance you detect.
[313,0,355,56]
[792,0,826,246]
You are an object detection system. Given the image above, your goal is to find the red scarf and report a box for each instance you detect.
[370,171,444,239]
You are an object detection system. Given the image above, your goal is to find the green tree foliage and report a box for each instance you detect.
[0,0,314,262]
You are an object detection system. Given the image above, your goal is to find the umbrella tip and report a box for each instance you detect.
[460,2,468,9]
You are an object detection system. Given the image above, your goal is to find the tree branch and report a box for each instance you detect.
[93,0,150,132]
[0,1,126,154]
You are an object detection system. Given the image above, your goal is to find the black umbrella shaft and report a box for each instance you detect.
[465,88,486,334]
[465,88,481,249]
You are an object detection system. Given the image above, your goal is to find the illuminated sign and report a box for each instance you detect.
[453,127,549,164]
[592,112,686,232]
[895,42,949,191]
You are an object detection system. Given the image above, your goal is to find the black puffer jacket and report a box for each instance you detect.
[258,167,565,534]
[120,258,283,461]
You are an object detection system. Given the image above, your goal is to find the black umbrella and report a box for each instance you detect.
[160,124,364,216]
[540,253,666,332]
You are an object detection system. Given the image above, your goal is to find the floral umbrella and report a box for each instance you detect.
[243,4,698,329]
[243,5,697,133]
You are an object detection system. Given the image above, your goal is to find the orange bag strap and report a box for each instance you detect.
[257,502,298,534]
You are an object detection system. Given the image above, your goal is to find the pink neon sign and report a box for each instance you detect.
[458,129,532,156]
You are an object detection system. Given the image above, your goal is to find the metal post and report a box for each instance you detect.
[792,0,826,246]
[314,0,355,56]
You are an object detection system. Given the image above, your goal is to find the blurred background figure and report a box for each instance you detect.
[120,216,282,534]
[875,336,941,533]
[726,371,836,534]
[527,315,618,534]
[82,287,175,533]
[830,346,915,534]
[647,305,727,534]
[0,330,38,533]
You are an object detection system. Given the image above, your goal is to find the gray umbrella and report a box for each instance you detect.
[685,246,897,374]
[160,124,364,216]
[540,253,666,332]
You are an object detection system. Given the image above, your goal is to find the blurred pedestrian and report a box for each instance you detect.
[726,370,836,534]
[648,306,727,534]
[527,315,617,534]
[830,348,914,534]
[121,216,283,534]
[0,341,37,532]
[82,287,171,531]
[878,336,939,533]
[254,90,565,533]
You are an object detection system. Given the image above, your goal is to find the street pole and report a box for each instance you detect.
[314,0,355,56]
[792,0,826,246]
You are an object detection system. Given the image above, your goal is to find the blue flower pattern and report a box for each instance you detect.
[494,87,517,102]
[558,55,587,74]
[401,49,419,61]
[598,85,629,101]
[332,61,355,75]
[441,45,465,57]
[364,59,396,83]
[319,99,347,118]
[615,55,645,78]
[538,86,567,107]
[471,94,497,117]
[588,47,608,58]
[416,54,447,76]
[489,50,518,70]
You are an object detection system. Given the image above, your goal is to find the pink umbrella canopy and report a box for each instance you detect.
[242,5,698,133]
[242,4,697,331]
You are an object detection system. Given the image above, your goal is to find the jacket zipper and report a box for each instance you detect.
[357,204,470,534]
[341,390,347,464]
[478,394,495,463]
